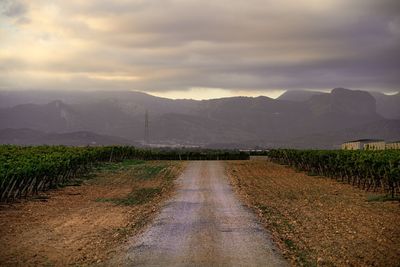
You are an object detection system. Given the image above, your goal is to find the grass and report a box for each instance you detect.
[256,204,294,230]
[284,238,295,249]
[283,238,317,267]
[94,160,169,181]
[133,165,168,180]
[96,187,162,206]
[255,203,316,266]
[94,159,146,173]
[58,178,86,187]
[94,160,175,206]
[367,194,400,202]
[54,160,150,189]
[32,195,50,200]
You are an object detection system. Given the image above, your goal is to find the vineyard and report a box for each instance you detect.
[0,145,249,202]
[268,149,400,197]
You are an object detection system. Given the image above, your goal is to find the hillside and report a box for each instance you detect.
[368,91,400,119]
[0,128,133,146]
[0,88,399,148]
[277,90,325,102]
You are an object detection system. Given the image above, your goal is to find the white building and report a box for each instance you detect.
[341,139,385,150]
[386,141,400,150]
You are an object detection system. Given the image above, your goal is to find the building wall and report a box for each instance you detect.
[364,141,386,150]
[386,142,400,150]
[342,142,361,150]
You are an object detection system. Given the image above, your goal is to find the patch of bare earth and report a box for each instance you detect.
[0,160,185,266]
[226,158,400,267]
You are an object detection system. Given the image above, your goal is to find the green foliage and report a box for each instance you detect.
[366,195,400,202]
[268,149,400,197]
[134,165,167,180]
[0,145,249,202]
[94,159,146,172]
[96,187,162,206]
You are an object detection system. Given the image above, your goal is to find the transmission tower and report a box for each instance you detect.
[144,110,149,144]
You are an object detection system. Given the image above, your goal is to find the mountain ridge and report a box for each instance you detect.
[0,88,399,148]
[0,128,134,146]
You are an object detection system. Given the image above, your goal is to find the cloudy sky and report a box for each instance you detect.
[0,0,399,99]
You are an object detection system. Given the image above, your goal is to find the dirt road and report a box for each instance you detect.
[120,161,287,266]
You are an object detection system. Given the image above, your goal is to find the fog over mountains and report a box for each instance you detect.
[0,88,399,149]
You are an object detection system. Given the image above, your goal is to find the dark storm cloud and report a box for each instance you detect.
[0,0,399,94]
[0,0,30,25]
[1,0,26,17]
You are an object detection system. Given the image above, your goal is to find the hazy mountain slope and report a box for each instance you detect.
[280,120,400,149]
[0,100,78,133]
[0,128,133,146]
[195,96,315,139]
[151,113,257,144]
[0,90,195,115]
[304,88,382,133]
[1,88,398,118]
[277,89,400,120]
[0,100,148,140]
[0,88,398,148]
[368,91,400,119]
[277,90,326,102]
[68,100,144,139]
[308,88,377,116]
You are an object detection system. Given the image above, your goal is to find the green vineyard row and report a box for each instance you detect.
[0,145,249,202]
[268,149,400,197]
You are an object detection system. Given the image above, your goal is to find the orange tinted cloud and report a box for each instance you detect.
[0,0,399,95]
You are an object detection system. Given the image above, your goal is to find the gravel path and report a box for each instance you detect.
[123,161,287,267]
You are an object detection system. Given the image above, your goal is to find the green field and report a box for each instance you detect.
[0,145,249,202]
[268,149,400,197]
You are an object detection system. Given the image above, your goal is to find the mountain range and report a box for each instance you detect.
[0,128,133,146]
[0,88,399,148]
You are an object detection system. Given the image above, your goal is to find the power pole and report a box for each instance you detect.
[144,110,149,145]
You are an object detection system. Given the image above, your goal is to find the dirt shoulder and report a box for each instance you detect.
[0,160,185,266]
[226,158,400,266]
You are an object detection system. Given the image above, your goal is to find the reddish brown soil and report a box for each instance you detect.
[0,161,184,266]
[226,158,400,267]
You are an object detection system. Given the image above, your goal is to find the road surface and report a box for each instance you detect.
[123,161,287,266]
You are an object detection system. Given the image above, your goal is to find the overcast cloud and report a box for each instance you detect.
[0,0,399,98]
